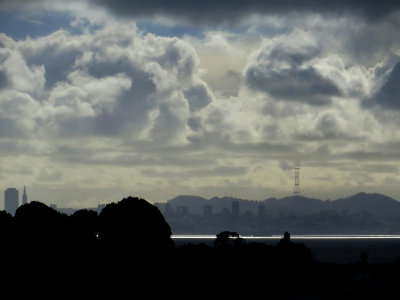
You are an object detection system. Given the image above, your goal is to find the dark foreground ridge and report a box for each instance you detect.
[1,196,399,299]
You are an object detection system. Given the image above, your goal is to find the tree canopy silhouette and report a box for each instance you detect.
[70,209,99,247]
[14,201,69,245]
[98,196,173,252]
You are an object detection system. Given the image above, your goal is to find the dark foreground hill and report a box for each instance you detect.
[1,197,399,299]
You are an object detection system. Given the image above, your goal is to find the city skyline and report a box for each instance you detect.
[2,185,27,214]
[1,1,400,208]
[4,187,18,215]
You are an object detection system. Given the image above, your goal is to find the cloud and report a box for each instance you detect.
[1,6,400,204]
[0,90,41,137]
[244,30,341,105]
[142,166,247,178]
[3,1,400,30]
[365,62,400,109]
[0,23,214,145]
[295,112,362,142]
[37,168,63,182]
[0,44,46,94]
[88,0,400,24]
[279,160,292,171]
[184,82,213,112]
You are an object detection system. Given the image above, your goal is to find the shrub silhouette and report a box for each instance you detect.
[214,231,244,250]
[14,202,68,245]
[276,231,313,264]
[0,210,14,246]
[98,196,173,253]
[70,209,98,245]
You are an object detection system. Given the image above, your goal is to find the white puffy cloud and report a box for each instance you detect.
[0,38,46,95]
[0,22,213,145]
[184,31,258,96]
[0,90,41,137]
[243,28,375,105]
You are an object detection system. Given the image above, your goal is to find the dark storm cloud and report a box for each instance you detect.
[91,0,400,23]
[246,66,340,105]
[244,29,341,105]
[365,62,400,109]
[184,82,213,112]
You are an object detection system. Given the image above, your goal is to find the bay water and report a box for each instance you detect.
[172,234,400,264]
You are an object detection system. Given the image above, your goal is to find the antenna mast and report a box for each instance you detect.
[293,161,300,197]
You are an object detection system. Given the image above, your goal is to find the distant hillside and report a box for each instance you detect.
[328,192,400,216]
[167,195,262,215]
[159,193,400,235]
[162,193,400,217]
[168,195,209,214]
[263,196,326,216]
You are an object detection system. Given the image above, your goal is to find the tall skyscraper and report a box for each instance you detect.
[258,204,265,217]
[203,204,212,218]
[4,188,19,216]
[22,185,27,205]
[232,201,239,218]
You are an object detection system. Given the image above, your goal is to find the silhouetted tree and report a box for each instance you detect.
[0,210,15,251]
[15,202,68,240]
[70,209,98,244]
[98,196,173,253]
[278,231,293,246]
[214,231,244,250]
[0,210,13,235]
[13,201,70,268]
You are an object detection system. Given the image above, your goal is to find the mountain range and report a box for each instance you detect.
[162,192,400,217]
[158,193,400,235]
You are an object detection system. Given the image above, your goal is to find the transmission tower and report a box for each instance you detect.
[293,161,300,197]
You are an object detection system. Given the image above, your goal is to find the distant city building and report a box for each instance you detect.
[57,207,79,215]
[221,207,230,216]
[232,201,240,218]
[21,185,27,205]
[177,206,188,216]
[97,203,106,214]
[258,204,265,217]
[4,188,19,216]
[165,202,174,215]
[203,204,212,218]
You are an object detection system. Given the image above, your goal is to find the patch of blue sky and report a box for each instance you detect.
[0,11,81,40]
[136,19,203,38]
[136,17,286,40]
[222,20,288,37]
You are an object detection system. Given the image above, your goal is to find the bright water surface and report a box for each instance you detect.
[172,235,400,264]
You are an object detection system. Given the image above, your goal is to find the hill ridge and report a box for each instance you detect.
[163,192,400,216]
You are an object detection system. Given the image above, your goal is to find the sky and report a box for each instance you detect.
[1,0,400,208]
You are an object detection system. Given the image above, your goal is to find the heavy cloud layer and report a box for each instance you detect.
[1,3,400,204]
[244,29,341,105]
[89,0,400,23]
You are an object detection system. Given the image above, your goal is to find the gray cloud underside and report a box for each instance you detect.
[141,166,247,178]
[365,62,400,109]
[91,0,400,23]
[246,67,340,105]
[2,0,399,21]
